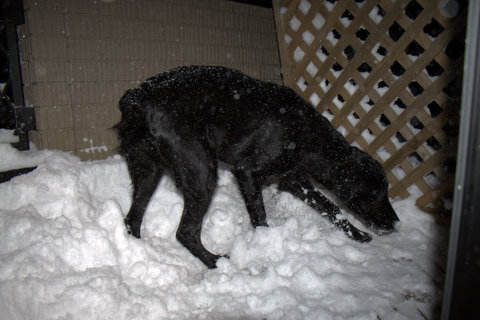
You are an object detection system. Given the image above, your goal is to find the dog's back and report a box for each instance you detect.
[121,66,347,170]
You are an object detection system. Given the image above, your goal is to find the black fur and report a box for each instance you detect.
[114,66,399,268]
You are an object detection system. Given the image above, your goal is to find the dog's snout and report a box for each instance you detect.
[375,218,400,235]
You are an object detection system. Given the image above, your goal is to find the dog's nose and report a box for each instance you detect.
[374,217,400,235]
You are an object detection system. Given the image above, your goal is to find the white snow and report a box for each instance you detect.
[315,47,328,62]
[298,0,311,15]
[320,78,330,92]
[369,6,384,24]
[360,95,374,112]
[0,134,449,319]
[326,30,339,46]
[344,79,358,95]
[312,13,325,30]
[296,76,307,92]
[324,1,335,12]
[309,92,320,107]
[375,79,389,97]
[289,16,301,32]
[372,42,385,62]
[361,128,376,144]
[332,95,344,109]
[340,16,352,28]
[306,62,318,78]
[347,112,360,126]
[0,129,19,144]
[293,46,305,62]
[302,30,315,46]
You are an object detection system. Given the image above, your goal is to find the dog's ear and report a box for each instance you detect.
[335,165,360,202]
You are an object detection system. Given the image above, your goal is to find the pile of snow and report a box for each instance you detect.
[0,136,449,319]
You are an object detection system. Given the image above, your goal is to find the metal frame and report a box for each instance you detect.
[442,1,480,318]
[1,0,34,150]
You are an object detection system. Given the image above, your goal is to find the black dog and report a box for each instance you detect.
[114,66,399,268]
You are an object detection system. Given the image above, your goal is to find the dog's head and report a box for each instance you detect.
[332,149,400,234]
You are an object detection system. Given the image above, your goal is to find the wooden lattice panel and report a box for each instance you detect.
[273,0,466,219]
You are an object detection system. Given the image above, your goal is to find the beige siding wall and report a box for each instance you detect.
[19,0,281,159]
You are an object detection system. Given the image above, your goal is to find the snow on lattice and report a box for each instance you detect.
[351,140,360,149]
[391,134,405,150]
[369,5,384,24]
[289,15,301,31]
[371,43,386,62]
[406,120,422,134]
[312,13,325,30]
[344,79,358,95]
[390,99,406,115]
[293,46,305,62]
[408,153,423,169]
[302,30,315,46]
[392,165,407,180]
[331,68,342,79]
[347,112,360,126]
[284,34,292,45]
[337,125,347,137]
[324,0,335,12]
[298,0,311,15]
[296,76,307,92]
[424,172,441,189]
[320,78,330,92]
[340,14,353,28]
[309,92,320,107]
[315,47,328,62]
[322,108,334,121]
[361,128,376,144]
[306,62,318,78]
[424,140,439,155]
[326,30,339,46]
[275,0,466,212]
[374,114,386,129]
[332,95,344,109]
[376,146,391,162]
[360,95,373,112]
[407,183,422,196]
[375,79,389,96]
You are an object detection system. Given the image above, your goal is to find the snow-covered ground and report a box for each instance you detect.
[0,130,449,320]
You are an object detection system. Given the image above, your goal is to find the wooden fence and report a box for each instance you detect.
[273,0,466,219]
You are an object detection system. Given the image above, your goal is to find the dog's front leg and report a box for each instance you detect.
[234,169,268,228]
[278,174,372,243]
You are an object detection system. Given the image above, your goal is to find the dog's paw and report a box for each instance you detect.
[203,253,230,269]
[337,219,372,243]
[124,218,141,239]
[252,219,269,228]
[352,229,372,243]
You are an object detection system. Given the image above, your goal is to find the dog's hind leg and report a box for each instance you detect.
[124,149,164,239]
[174,147,225,268]
[234,169,269,228]
[278,173,372,243]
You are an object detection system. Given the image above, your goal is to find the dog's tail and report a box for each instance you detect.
[113,88,146,134]
[0,166,37,183]
[118,88,145,114]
